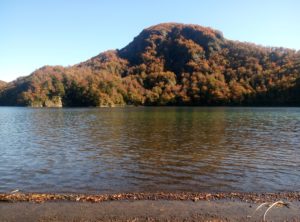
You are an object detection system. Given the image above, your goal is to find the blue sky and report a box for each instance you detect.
[0,0,299,82]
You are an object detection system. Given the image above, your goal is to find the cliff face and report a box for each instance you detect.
[29,96,63,108]
[0,23,300,107]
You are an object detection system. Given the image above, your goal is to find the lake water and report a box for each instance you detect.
[0,107,299,193]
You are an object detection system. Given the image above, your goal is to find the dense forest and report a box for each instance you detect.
[0,23,299,107]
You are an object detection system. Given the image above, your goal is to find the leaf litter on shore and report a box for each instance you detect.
[0,192,299,204]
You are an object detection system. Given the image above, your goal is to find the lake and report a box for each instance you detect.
[0,107,299,193]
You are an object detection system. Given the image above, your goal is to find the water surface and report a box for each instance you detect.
[0,107,299,193]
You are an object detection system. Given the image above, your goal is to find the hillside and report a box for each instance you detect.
[0,23,300,107]
[0,81,6,91]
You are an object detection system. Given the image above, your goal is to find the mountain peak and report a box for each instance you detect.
[144,23,223,38]
[119,23,224,66]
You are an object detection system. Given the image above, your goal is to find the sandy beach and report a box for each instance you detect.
[1,200,300,222]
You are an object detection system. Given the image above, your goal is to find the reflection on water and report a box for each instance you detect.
[0,107,299,193]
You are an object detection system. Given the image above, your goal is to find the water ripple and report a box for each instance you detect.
[0,107,299,193]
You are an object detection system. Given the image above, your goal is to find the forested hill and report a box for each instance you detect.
[0,81,6,91]
[1,23,300,107]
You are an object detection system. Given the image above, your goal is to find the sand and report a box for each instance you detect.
[0,200,299,221]
[0,192,300,221]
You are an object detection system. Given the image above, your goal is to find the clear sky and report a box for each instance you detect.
[0,0,299,82]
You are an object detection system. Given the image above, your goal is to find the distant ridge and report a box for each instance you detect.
[0,23,299,107]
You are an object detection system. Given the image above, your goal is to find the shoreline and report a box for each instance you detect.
[1,191,300,203]
[1,192,299,221]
